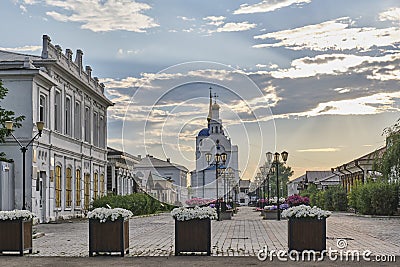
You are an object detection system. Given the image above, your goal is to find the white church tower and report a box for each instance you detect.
[190,88,239,201]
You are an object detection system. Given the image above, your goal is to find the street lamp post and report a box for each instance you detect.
[206,150,227,221]
[267,151,288,221]
[5,121,44,210]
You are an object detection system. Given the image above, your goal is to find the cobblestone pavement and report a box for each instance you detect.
[30,207,400,257]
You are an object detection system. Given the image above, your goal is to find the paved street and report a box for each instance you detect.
[28,206,400,258]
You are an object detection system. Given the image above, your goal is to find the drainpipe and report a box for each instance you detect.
[355,160,364,184]
[344,164,354,191]
[337,166,347,192]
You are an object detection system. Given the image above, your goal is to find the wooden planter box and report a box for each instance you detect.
[288,218,326,251]
[175,218,211,255]
[0,219,32,255]
[89,218,129,257]
[263,210,278,220]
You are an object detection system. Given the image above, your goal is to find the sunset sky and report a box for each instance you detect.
[1,0,399,180]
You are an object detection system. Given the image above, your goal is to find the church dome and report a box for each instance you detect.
[212,102,220,109]
[198,128,210,137]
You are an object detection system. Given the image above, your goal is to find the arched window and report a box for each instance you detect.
[65,167,72,207]
[100,173,105,197]
[76,169,81,207]
[94,172,98,199]
[55,166,62,208]
[84,173,90,210]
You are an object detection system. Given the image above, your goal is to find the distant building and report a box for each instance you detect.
[238,179,250,205]
[288,171,340,196]
[107,147,140,195]
[190,89,240,200]
[134,154,188,205]
[0,35,113,222]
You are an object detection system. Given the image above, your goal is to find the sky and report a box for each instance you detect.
[1,0,399,181]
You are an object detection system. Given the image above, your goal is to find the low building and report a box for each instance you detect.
[0,35,113,222]
[238,179,250,205]
[288,171,340,196]
[134,155,188,205]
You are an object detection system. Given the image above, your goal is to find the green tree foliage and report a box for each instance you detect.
[91,193,175,215]
[267,161,293,198]
[301,185,347,211]
[375,118,400,180]
[348,181,399,215]
[0,79,25,161]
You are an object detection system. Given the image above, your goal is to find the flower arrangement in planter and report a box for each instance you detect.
[281,205,331,219]
[264,203,289,211]
[286,194,310,207]
[171,206,217,221]
[282,205,331,252]
[172,206,216,255]
[263,204,289,220]
[0,210,36,255]
[88,207,133,257]
[185,198,214,207]
[87,207,133,223]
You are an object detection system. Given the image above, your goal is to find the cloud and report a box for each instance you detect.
[40,0,158,32]
[270,53,400,79]
[254,17,400,51]
[203,16,225,26]
[215,21,257,32]
[234,0,311,14]
[293,91,400,117]
[177,16,195,21]
[0,45,42,52]
[297,148,340,152]
[379,7,400,22]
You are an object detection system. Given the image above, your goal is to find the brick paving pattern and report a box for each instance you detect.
[30,207,400,257]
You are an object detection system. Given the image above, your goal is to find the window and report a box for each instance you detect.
[55,91,61,131]
[84,173,90,210]
[76,169,81,206]
[74,102,81,139]
[100,174,105,197]
[65,97,71,136]
[39,95,46,123]
[93,112,98,146]
[93,172,98,199]
[65,167,72,207]
[55,166,62,208]
[99,116,105,148]
[84,106,90,142]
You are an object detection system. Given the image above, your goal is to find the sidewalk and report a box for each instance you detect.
[28,206,400,257]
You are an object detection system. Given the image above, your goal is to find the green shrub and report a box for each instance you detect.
[91,193,174,215]
[348,181,399,215]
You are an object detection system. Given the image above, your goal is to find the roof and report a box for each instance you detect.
[198,128,209,137]
[0,50,41,62]
[135,155,189,172]
[289,171,334,184]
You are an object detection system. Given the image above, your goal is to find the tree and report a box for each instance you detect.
[375,118,400,180]
[0,79,25,161]
[267,162,294,198]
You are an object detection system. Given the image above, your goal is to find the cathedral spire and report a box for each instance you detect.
[207,87,212,124]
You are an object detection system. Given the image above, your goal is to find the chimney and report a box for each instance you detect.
[85,66,92,78]
[65,49,73,61]
[41,35,51,59]
[75,49,83,71]
[55,45,62,57]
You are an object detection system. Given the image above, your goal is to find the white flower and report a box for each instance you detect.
[171,206,217,221]
[0,210,36,221]
[269,197,285,204]
[87,207,133,223]
[281,205,332,219]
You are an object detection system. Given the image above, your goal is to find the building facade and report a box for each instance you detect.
[0,35,113,222]
[107,147,141,195]
[190,89,240,200]
[134,154,188,205]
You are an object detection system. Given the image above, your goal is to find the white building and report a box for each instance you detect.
[134,155,188,205]
[0,35,113,222]
[107,147,141,195]
[190,89,240,200]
